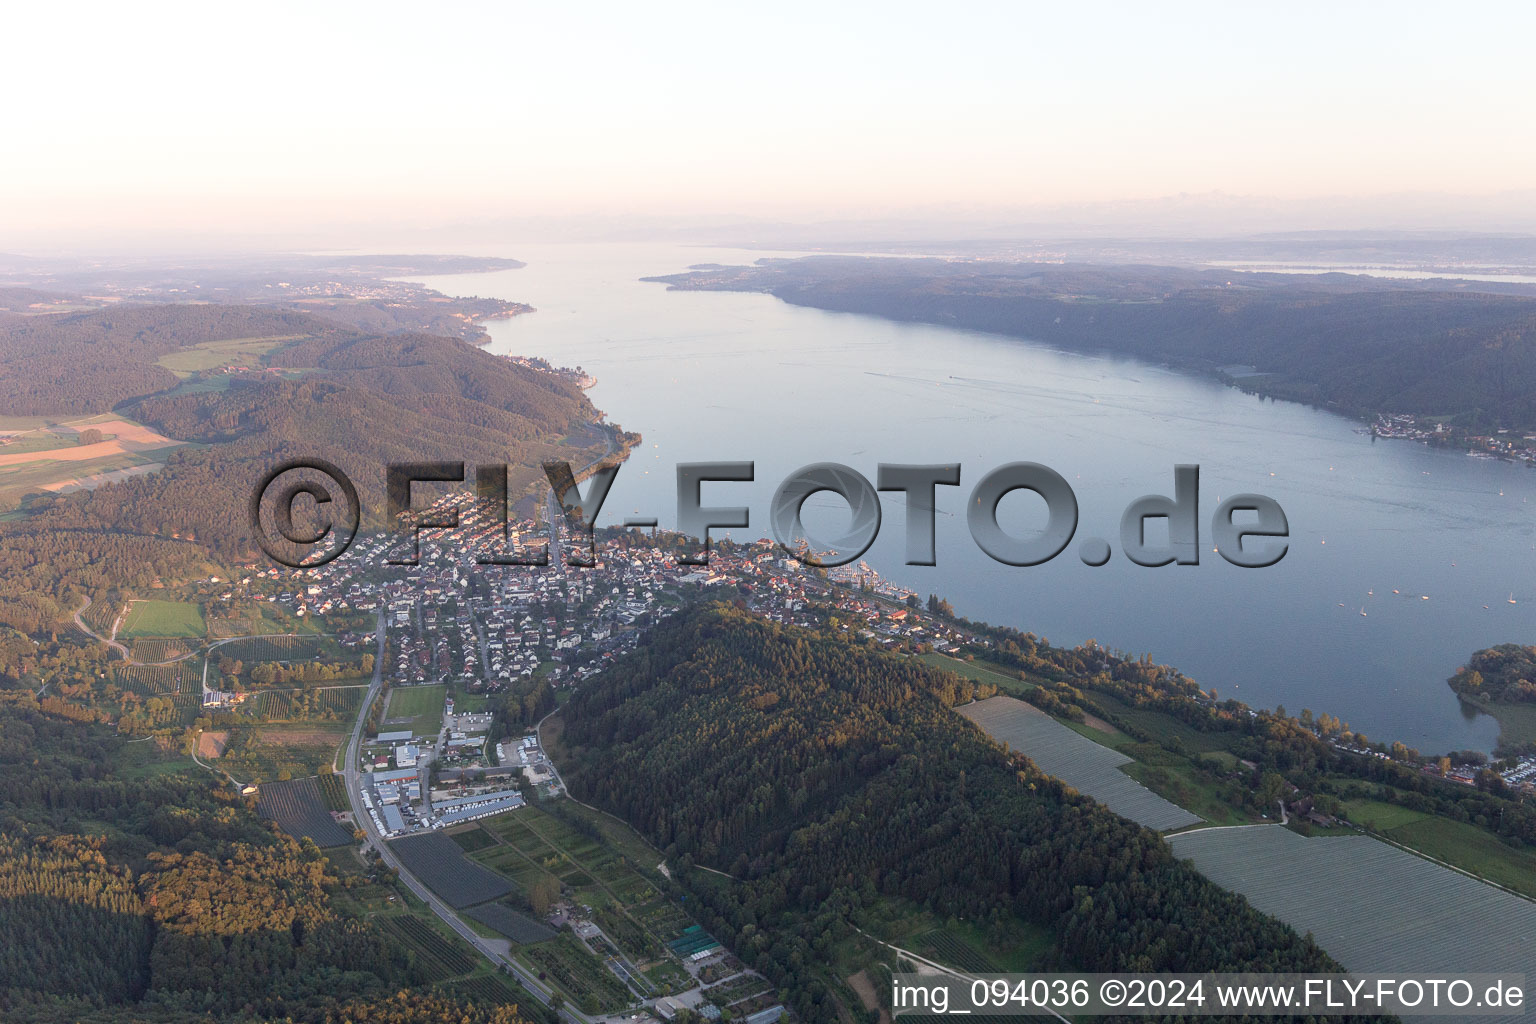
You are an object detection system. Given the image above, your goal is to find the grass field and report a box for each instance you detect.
[217,725,348,783]
[1386,816,1536,899]
[155,335,305,375]
[111,737,195,780]
[1340,799,1536,898]
[120,599,206,638]
[1340,798,1429,831]
[918,652,1031,692]
[385,684,446,736]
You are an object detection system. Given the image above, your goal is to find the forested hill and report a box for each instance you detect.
[0,305,347,416]
[558,604,1340,1022]
[648,257,1536,431]
[0,304,602,633]
[0,697,533,1024]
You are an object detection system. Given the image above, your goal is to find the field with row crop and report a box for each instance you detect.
[465,901,557,944]
[390,832,512,909]
[378,914,478,978]
[256,776,352,847]
[113,662,193,695]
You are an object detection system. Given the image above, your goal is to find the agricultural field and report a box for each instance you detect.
[169,692,204,726]
[389,832,512,909]
[111,735,195,780]
[1339,800,1536,898]
[434,973,546,1018]
[0,416,184,508]
[629,898,695,947]
[316,771,349,811]
[918,651,1032,692]
[520,933,630,1013]
[1169,825,1536,980]
[483,805,659,905]
[958,696,1201,831]
[127,637,194,663]
[377,913,479,978]
[702,973,772,1007]
[448,826,498,853]
[384,683,447,736]
[470,802,705,986]
[155,334,305,376]
[465,901,557,943]
[596,905,665,962]
[908,927,997,972]
[1339,798,1429,831]
[218,725,348,783]
[215,633,344,664]
[119,599,206,638]
[256,776,353,847]
[207,603,326,638]
[78,597,119,635]
[239,685,367,722]
[112,661,194,696]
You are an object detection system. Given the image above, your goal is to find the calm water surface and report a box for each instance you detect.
[410,242,1536,754]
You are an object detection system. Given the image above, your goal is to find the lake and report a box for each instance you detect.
[409,242,1536,754]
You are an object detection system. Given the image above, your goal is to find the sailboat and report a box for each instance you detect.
[1510,593,1518,605]
[1359,606,1367,617]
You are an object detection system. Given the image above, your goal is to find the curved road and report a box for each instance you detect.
[72,595,130,660]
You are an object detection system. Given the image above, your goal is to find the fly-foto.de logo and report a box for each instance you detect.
[250,458,1289,571]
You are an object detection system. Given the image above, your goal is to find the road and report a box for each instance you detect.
[342,608,594,1023]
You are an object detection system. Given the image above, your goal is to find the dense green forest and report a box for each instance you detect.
[0,695,532,1023]
[650,257,1536,430]
[557,604,1341,1023]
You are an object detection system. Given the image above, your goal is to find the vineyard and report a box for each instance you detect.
[378,914,478,978]
[128,637,194,663]
[216,634,339,663]
[910,928,998,972]
[465,901,557,944]
[448,827,498,853]
[170,692,203,725]
[112,662,194,696]
[78,598,119,635]
[435,974,525,1008]
[389,833,512,909]
[316,772,349,811]
[256,776,352,847]
[521,933,630,1012]
[239,685,366,721]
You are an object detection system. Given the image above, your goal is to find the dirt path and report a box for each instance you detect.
[846,970,890,1024]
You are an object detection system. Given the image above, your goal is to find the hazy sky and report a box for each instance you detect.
[4,1,1535,244]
